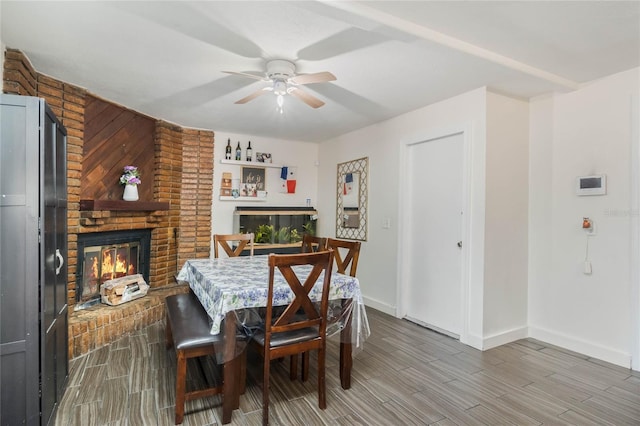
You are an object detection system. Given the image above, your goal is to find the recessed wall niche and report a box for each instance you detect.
[82,95,156,201]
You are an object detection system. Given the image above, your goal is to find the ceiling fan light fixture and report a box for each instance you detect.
[276,94,284,114]
[273,79,287,96]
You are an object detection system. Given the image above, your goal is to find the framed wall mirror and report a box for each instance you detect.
[336,157,368,241]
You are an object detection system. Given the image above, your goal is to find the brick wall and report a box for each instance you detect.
[180,129,214,265]
[37,72,87,305]
[2,48,36,96]
[3,48,215,357]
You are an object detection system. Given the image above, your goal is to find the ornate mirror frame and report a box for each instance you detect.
[336,157,368,241]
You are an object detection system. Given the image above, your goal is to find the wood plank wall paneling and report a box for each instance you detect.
[82,95,155,201]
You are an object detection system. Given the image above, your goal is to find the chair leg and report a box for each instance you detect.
[301,352,310,382]
[262,355,271,426]
[289,354,298,381]
[175,350,187,424]
[239,348,247,395]
[318,347,326,409]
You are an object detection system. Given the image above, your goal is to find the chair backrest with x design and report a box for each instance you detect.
[300,234,327,253]
[264,251,334,350]
[214,233,254,258]
[326,238,361,277]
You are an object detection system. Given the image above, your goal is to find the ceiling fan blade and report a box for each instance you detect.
[289,87,325,108]
[223,70,267,81]
[235,87,271,104]
[289,71,336,85]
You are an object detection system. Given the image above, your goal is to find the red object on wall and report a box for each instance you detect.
[287,180,297,193]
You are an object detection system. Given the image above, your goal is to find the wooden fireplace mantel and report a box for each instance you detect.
[79,199,170,211]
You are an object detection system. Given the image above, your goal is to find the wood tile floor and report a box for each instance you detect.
[55,308,640,425]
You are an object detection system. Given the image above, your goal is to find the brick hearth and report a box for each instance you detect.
[69,284,189,358]
[4,48,215,358]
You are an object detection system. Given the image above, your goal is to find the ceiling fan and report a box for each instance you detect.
[224,60,336,111]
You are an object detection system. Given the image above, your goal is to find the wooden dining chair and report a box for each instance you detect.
[327,238,361,277]
[214,233,254,258]
[250,250,334,425]
[300,234,327,253]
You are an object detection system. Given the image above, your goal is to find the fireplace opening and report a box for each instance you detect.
[82,242,139,296]
[76,230,151,309]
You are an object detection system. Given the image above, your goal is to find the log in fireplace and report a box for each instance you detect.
[76,230,151,309]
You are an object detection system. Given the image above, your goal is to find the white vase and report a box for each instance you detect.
[123,184,139,201]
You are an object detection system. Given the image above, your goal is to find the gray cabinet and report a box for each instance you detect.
[1,94,68,425]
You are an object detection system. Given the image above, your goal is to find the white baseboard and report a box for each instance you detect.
[462,333,483,350]
[529,326,632,369]
[482,326,529,350]
[362,296,396,316]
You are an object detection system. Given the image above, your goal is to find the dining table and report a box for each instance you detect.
[176,254,370,423]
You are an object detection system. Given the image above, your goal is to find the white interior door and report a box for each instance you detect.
[405,132,464,337]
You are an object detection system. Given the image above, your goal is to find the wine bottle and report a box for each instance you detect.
[246,141,252,161]
[225,138,232,160]
[235,142,241,161]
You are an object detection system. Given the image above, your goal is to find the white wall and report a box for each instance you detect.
[215,69,639,368]
[632,92,640,370]
[211,132,318,255]
[317,88,492,348]
[317,121,402,315]
[529,68,639,368]
[483,92,529,346]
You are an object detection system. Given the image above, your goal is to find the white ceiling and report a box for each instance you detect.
[2,1,639,143]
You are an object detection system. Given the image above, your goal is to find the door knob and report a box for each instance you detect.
[457,241,462,248]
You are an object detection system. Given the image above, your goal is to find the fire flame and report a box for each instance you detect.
[115,253,128,277]
[91,256,99,278]
[100,248,131,282]
[101,249,114,281]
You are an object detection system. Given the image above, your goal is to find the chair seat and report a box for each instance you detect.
[165,292,223,350]
[253,326,320,348]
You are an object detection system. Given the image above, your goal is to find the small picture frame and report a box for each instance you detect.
[241,166,266,193]
[241,183,257,197]
[256,152,272,163]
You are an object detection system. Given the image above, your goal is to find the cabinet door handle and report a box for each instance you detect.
[55,249,64,275]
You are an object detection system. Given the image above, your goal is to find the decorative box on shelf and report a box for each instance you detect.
[221,172,232,188]
[220,172,233,197]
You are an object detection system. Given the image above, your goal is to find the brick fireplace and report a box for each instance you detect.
[3,48,214,358]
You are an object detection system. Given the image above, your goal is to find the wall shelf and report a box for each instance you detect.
[219,159,283,169]
[79,199,170,211]
[219,196,267,202]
